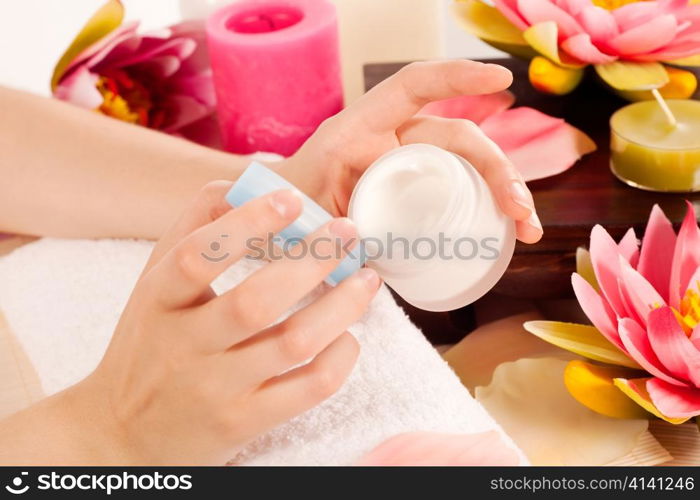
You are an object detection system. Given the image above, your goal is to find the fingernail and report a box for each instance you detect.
[486,63,513,77]
[508,181,534,212]
[270,190,301,217]
[527,211,543,233]
[357,268,380,290]
[329,217,357,244]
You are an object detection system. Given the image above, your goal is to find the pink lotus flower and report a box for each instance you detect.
[494,0,700,64]
[527,202,700,422]
[454,1,700,96]
[52,0,218,147]
[420,91,596,181]
[573,202,700,420]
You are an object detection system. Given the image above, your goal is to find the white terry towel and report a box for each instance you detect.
[0,238,523,465]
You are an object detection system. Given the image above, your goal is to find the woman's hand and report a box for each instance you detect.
[0,182,380,465]
[279,60,543,244]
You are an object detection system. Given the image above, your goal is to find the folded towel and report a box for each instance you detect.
[0,238,523,465]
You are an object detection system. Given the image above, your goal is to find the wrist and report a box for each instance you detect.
[47,376,144,465]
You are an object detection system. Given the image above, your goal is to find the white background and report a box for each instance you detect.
[0,0,501,96]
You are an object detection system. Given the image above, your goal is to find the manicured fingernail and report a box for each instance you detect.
[486,63,513,78]
[329,217,357,243]
[357,268,380,289]
[527,211,543,233]
[270,189,301,217]
[508,180,534,212]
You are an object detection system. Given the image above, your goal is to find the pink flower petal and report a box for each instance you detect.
[177,114,222,149]
[572,272,625,351]
[517,0,584,39]
[80,24,143,72]
[59,22,140,82]
[619,318,686,386]
[54,67,102,109]
[638,205,676,303]
[554,0,591,17]
[129,55,182,79]
[678,4,700,25]
[670,202,700,308]
[637,43,700,61]
[575,5,619,44]
[494,0,530,30]
[356,431,521,466]
[692,324,700,350]
[589,224,628,318]
[608,14,678,56]
[618,256,666,327]
[478,107,595,181]
[647,307,700,387]
[109,37,196,71]
[169,71,216,107]
[662,0,694,14]
[561,33,617,64]
[618,227,639,268]
[161,94,211,133]
[168,21,211,73]
[419,91,516,124]
[613,2,663,31]
[647,377,700,418]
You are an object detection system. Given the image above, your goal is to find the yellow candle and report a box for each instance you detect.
[610,99,700,192]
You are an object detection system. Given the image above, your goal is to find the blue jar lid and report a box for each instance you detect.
[226,162,364,286]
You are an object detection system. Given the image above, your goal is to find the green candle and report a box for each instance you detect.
[610,99,700,192]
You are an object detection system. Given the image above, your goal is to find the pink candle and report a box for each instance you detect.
[207,0,343,156]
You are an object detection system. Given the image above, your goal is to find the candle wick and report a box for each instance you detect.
[651,88,678,129]
[258,14,277,31]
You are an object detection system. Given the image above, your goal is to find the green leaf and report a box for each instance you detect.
[595,61,669,91]
[451,0,527,45]
[51,0,125,90]
[668,55,700,67]
[524,320,641,369]
[523,22,585,68]
[576,248,600,292]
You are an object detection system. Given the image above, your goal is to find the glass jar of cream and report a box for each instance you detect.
[348,144,515,311]
[226,144,516,311]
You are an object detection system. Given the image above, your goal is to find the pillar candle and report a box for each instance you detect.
[206,0,343,156]
[184,0,445,103]
[610,100,700,192]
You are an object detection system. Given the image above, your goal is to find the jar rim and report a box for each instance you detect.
[347,144,480,279]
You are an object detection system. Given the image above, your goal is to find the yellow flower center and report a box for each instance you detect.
[672,281,700,335]
[97,78,142,124]
[95,69,152,127]
[591,0,651,10]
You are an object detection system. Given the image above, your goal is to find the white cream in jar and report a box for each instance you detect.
[348,144,515,311]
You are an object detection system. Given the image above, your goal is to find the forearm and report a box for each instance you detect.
[0,86,249,239]
[0,381,132,465]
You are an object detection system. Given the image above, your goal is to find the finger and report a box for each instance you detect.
[144,181,234,273]
[145,189,302,308]
[397,115,543,244]
[345,60,513,134]
[195,217,359,350]
[226,268,379,387]
[246,332,359,432]
[516,217,544,245]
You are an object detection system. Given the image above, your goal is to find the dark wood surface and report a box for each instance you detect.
[365,58,700,300]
